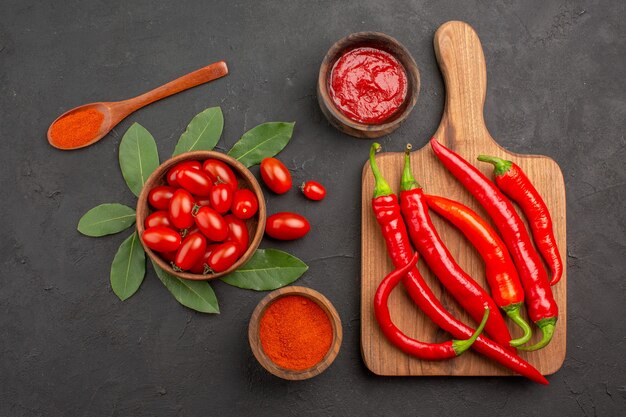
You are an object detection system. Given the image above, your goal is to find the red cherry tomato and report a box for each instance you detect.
[265,212,310,240]
[301,181,326,201]
[166,161,201,187]
[207,242,240,272]
[209,183,233,214]
[148,186,176,210]
[231,189,258,219]
[177,168,213,197]
[189,244,220,274]
[174,233,207,271]
[160,250,177,262]
[195,196,212,207]
[224,214,249,255]
[202,159,238,190]
[260,157,292,194]
[194,206,228,241]
[142,226,182,252]
[144,210,172,229]
[169,189,195,229]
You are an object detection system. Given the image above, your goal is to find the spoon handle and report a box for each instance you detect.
[126,60,229,109]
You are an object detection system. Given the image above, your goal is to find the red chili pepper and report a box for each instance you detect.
[478,155,563,286]
[399,146,513,348]
[375,252,489,360]
[368,143,548,384]
[425,194,532,347]
[430,139,557,351]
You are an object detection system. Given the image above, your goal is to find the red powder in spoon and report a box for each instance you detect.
[50,108,104,148]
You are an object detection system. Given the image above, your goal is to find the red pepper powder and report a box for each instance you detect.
[50,108,104,148]
[259,295,333,370]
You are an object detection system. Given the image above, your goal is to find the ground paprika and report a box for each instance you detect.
[49,108,104,148]
[259,295,333,370]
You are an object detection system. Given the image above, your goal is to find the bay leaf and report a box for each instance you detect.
[151,261,220,314]
[173,107,224,156]
[227,122,295,167]
[77,203,136,237]
[119,122,160,197]
[110,232,146,301]
[220,249,307,291]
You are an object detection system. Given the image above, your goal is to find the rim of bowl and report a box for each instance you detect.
[136,150,266,281]
[248,286,343,380]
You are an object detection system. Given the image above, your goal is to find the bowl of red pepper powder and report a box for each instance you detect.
[248,286,343,380]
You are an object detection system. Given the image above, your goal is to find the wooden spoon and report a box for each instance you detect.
[48,60,228,150]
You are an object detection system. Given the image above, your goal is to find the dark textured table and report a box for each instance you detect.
[2,1,625,416]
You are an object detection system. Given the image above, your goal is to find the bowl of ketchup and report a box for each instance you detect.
[318,32,420,138]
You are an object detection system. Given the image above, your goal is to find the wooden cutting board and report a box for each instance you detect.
[361,21,566,377]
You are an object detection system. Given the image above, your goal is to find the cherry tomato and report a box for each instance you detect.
[260,157,292,194]
[148,186,176,210]
[231,189,258,219]
[195,196,212,207]
[144,210,172,229]
[194,206,228,241]
[166,161,201,187]
[301,181,326,201]
[207,242,240,273]
[202,159,238,190]
[265,212,310,240]
[189,244,220,274]
[174,233,207,271]
[169,189,195,229]
[177,168,213,196]
[142,226,182,252]
[209,183,233,214]
[224,214,249,255]
[160,250,177,262]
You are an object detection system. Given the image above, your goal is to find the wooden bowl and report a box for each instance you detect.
[136,151,266,281]
[248,286,343,380]
[317,32,420,139]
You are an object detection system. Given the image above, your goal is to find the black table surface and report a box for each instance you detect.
[2,1,625,416]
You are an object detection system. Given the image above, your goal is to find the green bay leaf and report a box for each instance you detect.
[152,261,220,314]
[119,123,160,197]
[227,122,295,167]
[220,249,308,291]
[77,203,136,237]
[173,107,224,156]
[110,232,146,301]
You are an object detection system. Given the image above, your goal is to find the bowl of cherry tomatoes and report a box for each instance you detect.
[136,151,266,280]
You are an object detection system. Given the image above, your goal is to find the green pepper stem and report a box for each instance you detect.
[518,317,557,351]
[452,308,490,355]
[369,143,393,198]
[401,144,421,191]
[503,303,533,347]
[477,154,512,176]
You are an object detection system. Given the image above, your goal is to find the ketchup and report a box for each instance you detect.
[329,47,408,124]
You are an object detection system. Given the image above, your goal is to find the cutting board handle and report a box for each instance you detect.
[434,21,492,147]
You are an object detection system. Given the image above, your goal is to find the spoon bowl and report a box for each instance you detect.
[47,102,115,150]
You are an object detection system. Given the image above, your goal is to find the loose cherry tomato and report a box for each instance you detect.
[202,159,238,190]
[142,226,182,252]
[148,186,176,210]
[174,233,207,271]
[224,214,249,255]
[166,161,201,187]
[301,181,326,201]
[169,189,195,229]
[189,244,220,274]
[209,183,233,214]
[265,212,310,240]
[260,157,292,194]
[207,242,240,273]
[177,168,213,196]
[231,189,258,219]
[195,196,212,207]
[194,206,228,241]
[144,210,172,229]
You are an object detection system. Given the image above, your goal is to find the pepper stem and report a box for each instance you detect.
[401,144,421,191]
[477,155,512,176]
[503,303,533,347]
[518,317,557,351]
[369,143,393,198]
[452,308,490,355]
